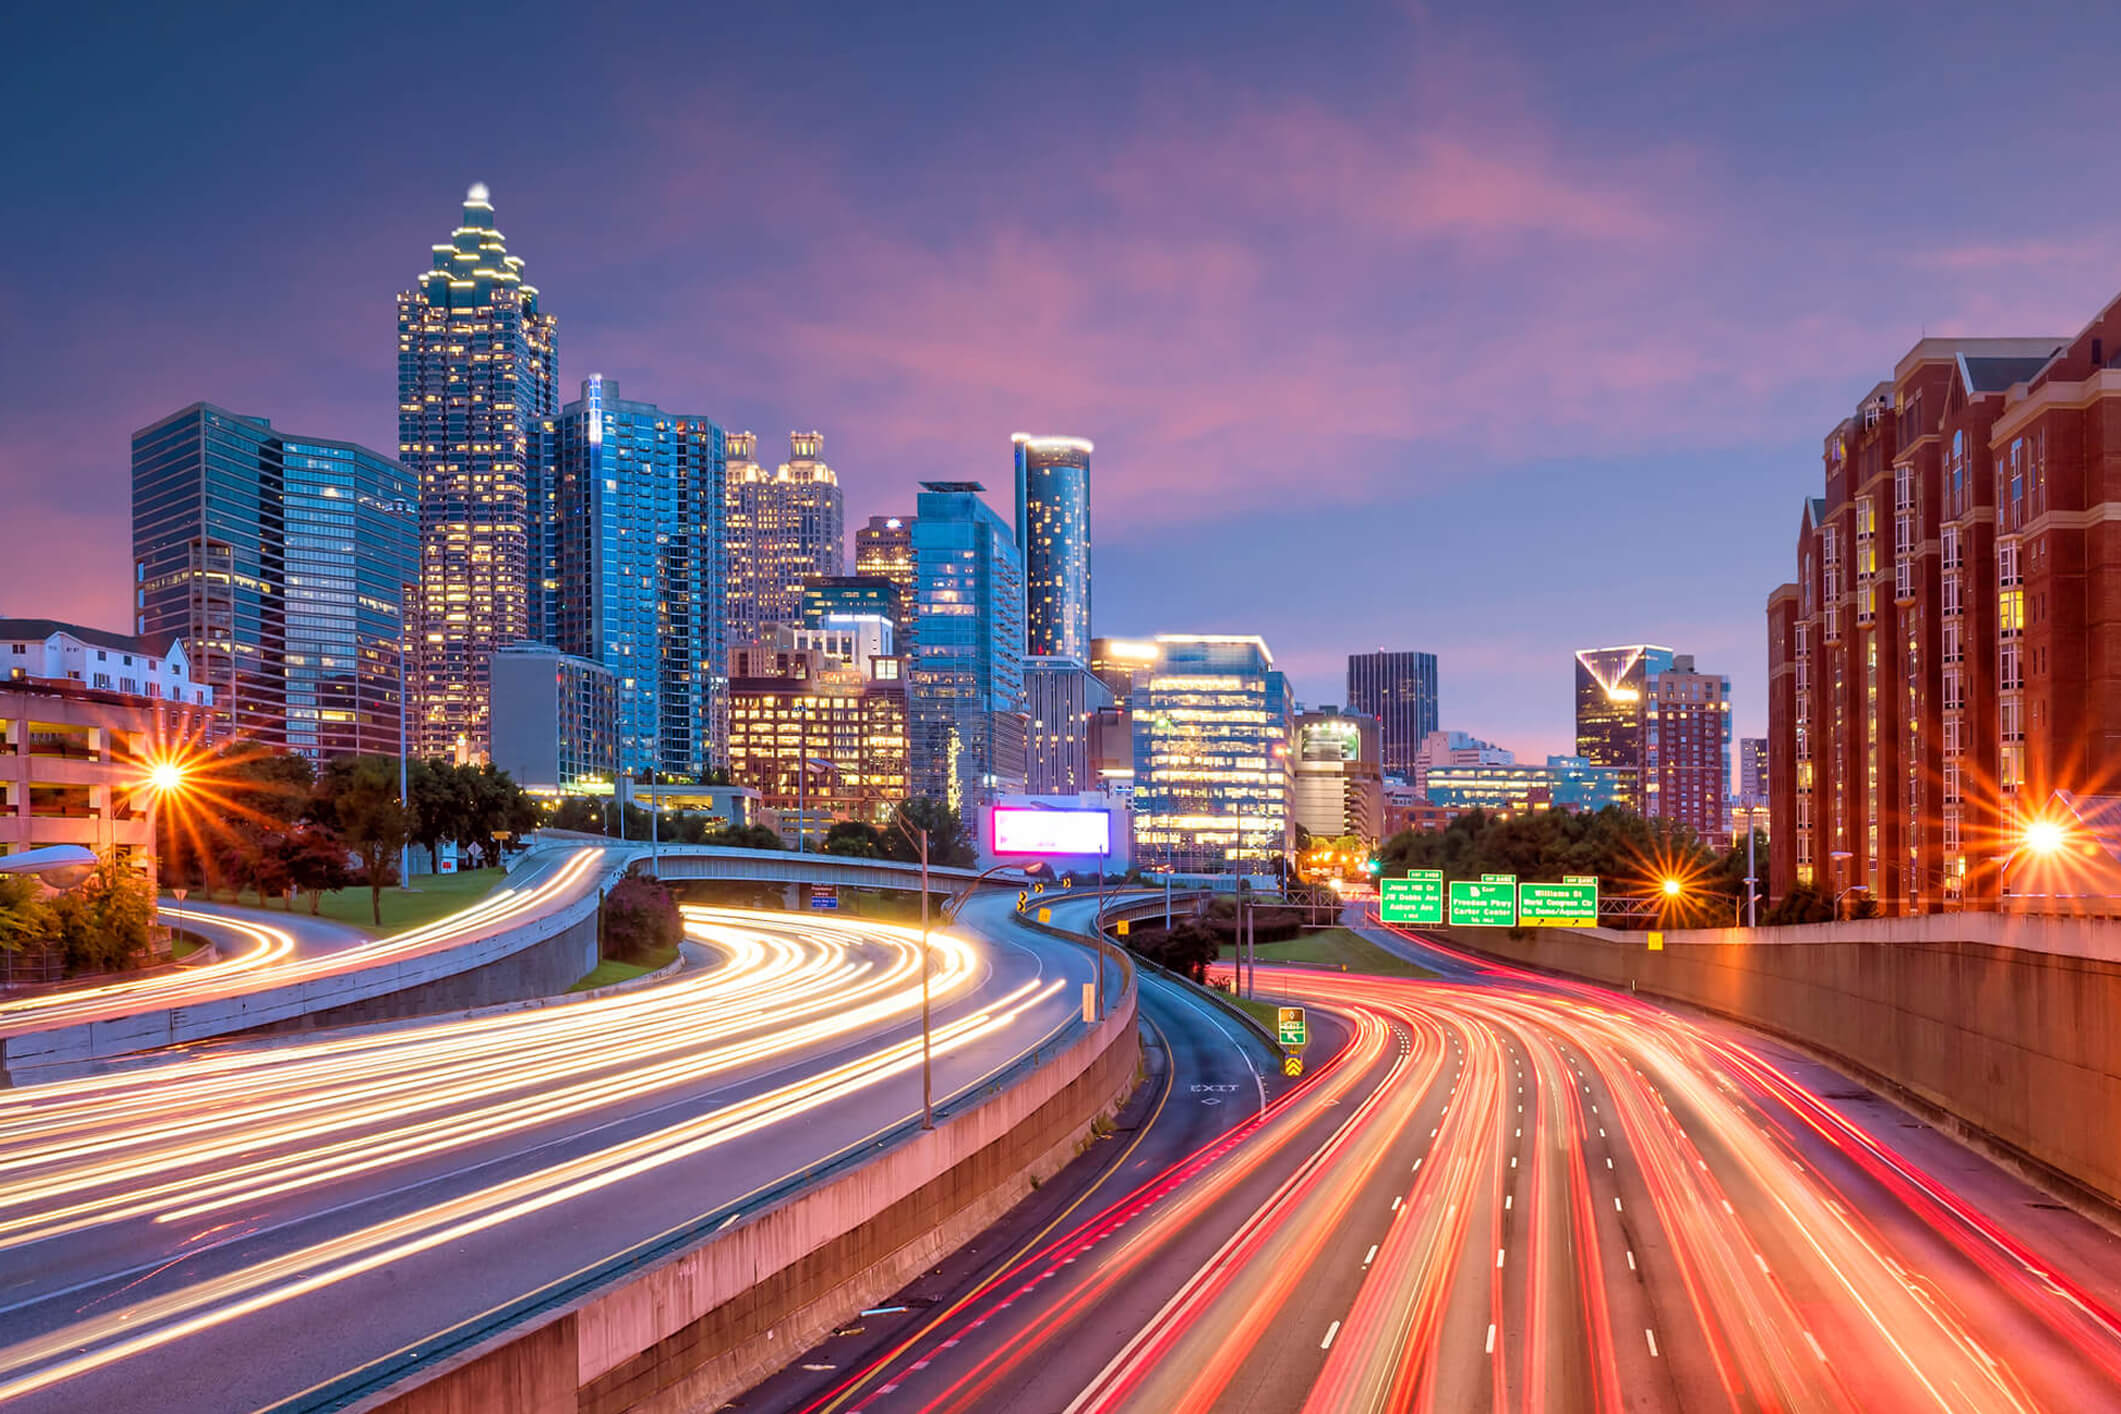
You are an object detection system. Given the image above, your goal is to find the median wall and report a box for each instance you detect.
[1438,915,2121,1209]
[360,970,1141,1414]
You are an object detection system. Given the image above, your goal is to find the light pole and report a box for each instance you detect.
[397,616,413,891]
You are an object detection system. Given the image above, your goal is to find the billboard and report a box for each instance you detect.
[1448,874,1518,927]
[1380,871,1444,925]
[1518,876,1599,927]
[992,806,1112,857]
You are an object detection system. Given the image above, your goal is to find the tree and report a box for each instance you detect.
[49,852,155,975]
[406,758,458,873]
[701,823,783,851]
[602,874,682,964]
[883,798,974,868]
[0,875,55,954]
[1762,882,1835,926]
[315,755,410,926]
[821,820,887,858]
[280,826,354,914]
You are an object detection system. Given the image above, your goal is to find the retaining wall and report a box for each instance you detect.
[1437,918,2121,1208]
[357,976,1141,1414]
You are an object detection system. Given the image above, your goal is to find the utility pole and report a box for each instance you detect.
[397,614,413,891]
[1745,825,1758,929]
[650,771,660,874]
[919,824,933,1129]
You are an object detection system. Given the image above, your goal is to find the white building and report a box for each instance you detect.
[0,620,212,709]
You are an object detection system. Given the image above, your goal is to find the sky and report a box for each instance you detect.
[5,0,2121,758]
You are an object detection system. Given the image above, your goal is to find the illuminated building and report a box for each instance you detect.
[1412,729,1513,795]
[1422,756,1627,815]
[132,404,415,754]
[1765,319,2121,914]
[909,482,1026,812]
[1013,434,1093,660]
[1738,737,1768,800]
[1024,656,1114,794]
[1130,635,1292,876]
[1345,650,1438,779]
[0,622,210,708]
[1089,636,1159,708]
[398,183,558,762]
[855,514,917,643]
[552,376,725,780]
[487,643,619,796]
[726,642,907,846]
[724,431,844,661]
[1573,645,1731,836]
[800,576,899,629]
[1573,644,1672,809]
[1293,707,1384,844]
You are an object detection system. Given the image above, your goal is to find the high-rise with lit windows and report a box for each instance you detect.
[1013,435,1092,660]
[724,431,843,660]
[1131,635,1293,875]
[552,375,725,781]
[1573,644,1729,836]
[398,183,557,762]
[909,482,1026,812]
[1345,650,1438,780]
[132,403,416,755]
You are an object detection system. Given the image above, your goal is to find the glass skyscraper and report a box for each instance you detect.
[724,430,844,659]
[1013,434,1093,660]
[552,376,726,781]
[1132,635,1293,875]
[1573,643,1677,812]
[1345,649,1439,780]
[132,404,416,754]
[910,482,1027,812]
[398,183,557,762]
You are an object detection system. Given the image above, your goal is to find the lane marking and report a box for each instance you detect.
[1496,1248,1506,1268]
[1804,1330,1827,1361]
[1363,1244,1378,1267]
[1321,1320,1341,1351]
[1646,1329,1660,1358]
[1625,1250,1636,1271]
[1485,1322,1497,1354]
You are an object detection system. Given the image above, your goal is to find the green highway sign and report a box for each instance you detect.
[1449,875,1519,927]
[1518,875,1599,928]
[1277,1006,1307,1049]
[1379,871,1444,925]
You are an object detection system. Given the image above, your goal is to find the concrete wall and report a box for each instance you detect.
[360,973,1141,1414]
[1436,918,2121,1208]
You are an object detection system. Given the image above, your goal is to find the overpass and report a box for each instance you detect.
[641,843,1002,892]
[1414,909,2121,1216]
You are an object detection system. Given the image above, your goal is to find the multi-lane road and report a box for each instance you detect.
[757,902,2121,1413]
[0,894,1101,1413]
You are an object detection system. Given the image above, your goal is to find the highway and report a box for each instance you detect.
[755,900,2121,1414]
[0,844,620,1040]
[0,894,1101,1412]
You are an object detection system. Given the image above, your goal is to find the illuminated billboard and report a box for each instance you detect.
[992,806,1112,857]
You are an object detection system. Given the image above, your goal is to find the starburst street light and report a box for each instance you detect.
[146,760,187,795]
[2022,818,2068,856]
[1661,876,1684,898]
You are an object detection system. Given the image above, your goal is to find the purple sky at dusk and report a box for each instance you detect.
[6,1,2121,759]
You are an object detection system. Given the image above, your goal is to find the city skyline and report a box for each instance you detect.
[18,4,2121,756]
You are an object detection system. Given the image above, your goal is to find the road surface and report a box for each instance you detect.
[0,896,1101,1412]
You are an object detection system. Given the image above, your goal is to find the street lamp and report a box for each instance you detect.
[139,754,192,903]
[1660,877,1684,899]
[2023,818,2067,856]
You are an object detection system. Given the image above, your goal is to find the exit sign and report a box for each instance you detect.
[1518,876,1599,927]
[1380,871,1444,925]
[1449,875,1518,927]
[1277,1006,1306,1048]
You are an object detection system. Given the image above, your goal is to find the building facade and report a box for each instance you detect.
[1013,434,1093,660]
[1131,635,1293,875]
[1767,334,2082,913]
[854,515,917,648]
[1346,650,1439,779]
[552,376,726,780]
[0,679,207,878]
[1412,729,1514,795]
[133,404,415,753]
[1422,756,1628,815]
[1573,645,1673,810]
[726,649,908,846]
[0,621,211,708]
[1089,637,1159,709]
[1738,736,1769,801]
[909,482,1026,812]
[1573,644,1731,835]
[1024,655,1115,795]
[398,183,558,762]
[1292,707,1384,844]
[800,576,899,629]
[724,431,844,659]
[487,642,619,796]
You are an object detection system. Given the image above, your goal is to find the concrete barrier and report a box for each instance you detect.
[347,969,1141,1414]
[1431,916,2121,1211]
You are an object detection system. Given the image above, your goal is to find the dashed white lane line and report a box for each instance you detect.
[1505,1194,1513,1210]
[1754,1252,1770,1274]
[1646,1329,1661,1358]
[1322,1320,1342,1350]
[1364,1243,1379,1267]
[1626,1250,1637,1271]
[1614,1197,1624,1212]
[1496,1248,1507,1268]
[1485,1322,1497,1354]
[1392,1195,1402,1211]
[1804,1330,1827,1362]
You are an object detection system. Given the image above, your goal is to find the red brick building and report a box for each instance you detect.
[1767,323,2105,912]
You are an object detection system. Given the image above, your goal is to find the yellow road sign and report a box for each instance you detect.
[1038,907,1051,923]
[1283,1054,1304,1077]
[1116,919,1130,937]
[1647,930,1664,951]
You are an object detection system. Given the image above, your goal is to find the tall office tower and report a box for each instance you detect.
[1345,650,1439,779]
[133,403,416,753]
[1574,645,1731,833]
[1292,707,1384,844]
[1131,635,1293,875]
[1023,655,1115,794]
[552,376,726,780]
[855,514,916,631]
[1013,434,1093,659]
[1738,737,1769,801]
[909,482,1027,812]
[726,634,907,847]
[398,183,557,762]
[723,430,844,658]
[1089,636,1159,708]
[1767,330,2094,915]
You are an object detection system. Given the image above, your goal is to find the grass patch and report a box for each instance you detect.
[1220,926,1437,980]
[171,870,508,937]
[169,934,207,960]
[569,942,680,992]
[1229,995,1285,1034]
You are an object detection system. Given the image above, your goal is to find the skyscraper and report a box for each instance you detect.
[398,183,557,762]
[1292,707,1384,844]
[724,431,844,658]
[855,514,917,646]
[1132,635,1293,875]
[1345,650,1439,779]
[552,376,726,781]
[1738,737,1769,801]
[1013,434,1093,659]
[133,403,416,754]
[1575,645,1731,836]
[909,482,1027,812]
[1024,655,1114,795]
